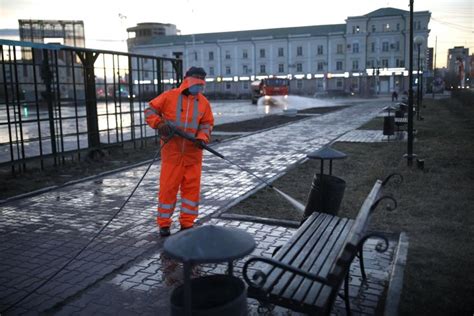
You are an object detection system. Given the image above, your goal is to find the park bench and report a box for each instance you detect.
[243,174,402,315]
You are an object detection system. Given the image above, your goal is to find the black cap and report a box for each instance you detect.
[185,66,206,79]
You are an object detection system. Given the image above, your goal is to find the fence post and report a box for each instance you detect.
[78,51,101,150]
[41,49,58,166]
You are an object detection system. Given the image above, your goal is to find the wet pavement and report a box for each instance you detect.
[0,96,342,163]
[0,98,403,315]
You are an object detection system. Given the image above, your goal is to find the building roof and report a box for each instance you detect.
[364,7,408,17]
[132,24,345,46]
[347,7,430,19]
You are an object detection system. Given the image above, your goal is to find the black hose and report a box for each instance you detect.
[1,139,167,314]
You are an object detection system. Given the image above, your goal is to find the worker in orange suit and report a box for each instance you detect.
[145,67,214,237]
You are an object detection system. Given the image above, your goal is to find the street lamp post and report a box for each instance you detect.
[405,0,416,166]
[414,35,424,121]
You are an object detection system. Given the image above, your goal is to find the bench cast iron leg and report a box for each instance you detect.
[344,272,352,316]
[358,249,367,280]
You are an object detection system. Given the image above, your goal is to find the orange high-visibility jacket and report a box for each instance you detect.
[145,77,214,165]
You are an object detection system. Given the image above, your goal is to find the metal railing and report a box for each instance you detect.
[0,39,183,173]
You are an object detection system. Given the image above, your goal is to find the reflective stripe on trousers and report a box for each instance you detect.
[157,160,202,228]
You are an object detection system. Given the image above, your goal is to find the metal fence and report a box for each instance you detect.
[0,39,183,172]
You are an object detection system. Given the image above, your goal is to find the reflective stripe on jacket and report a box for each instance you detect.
[145,77,214,165]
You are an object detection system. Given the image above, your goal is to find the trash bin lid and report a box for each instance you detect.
[163,225,256,264]
[383,106,397,112]
[307,146,347,160]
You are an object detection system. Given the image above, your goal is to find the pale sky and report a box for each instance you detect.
[1,0,473,67]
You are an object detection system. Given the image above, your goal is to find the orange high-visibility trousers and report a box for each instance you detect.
[157,160,202,229]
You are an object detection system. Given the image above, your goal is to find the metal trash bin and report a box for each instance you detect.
[399,102,408,113]
[304,174,346,217]
[164,225,256,316]
[383,116,395,136]
[171,275,247,316]
[302,147,347,220]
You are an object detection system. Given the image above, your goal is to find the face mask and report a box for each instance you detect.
[188,85,203,95]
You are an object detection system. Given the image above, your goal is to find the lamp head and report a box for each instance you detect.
[414,36,424,46]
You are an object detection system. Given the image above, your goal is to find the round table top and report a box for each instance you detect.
[163,225,256,264]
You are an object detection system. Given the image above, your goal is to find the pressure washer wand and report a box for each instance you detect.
[166,123,225,159]
[167,124,305,212]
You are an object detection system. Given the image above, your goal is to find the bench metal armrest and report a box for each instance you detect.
[382,173,403,187]
[357,233,390,253]
[243,256,329,289]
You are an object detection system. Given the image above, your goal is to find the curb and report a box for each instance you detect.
[218,213,300,228]
[384,231,409,316]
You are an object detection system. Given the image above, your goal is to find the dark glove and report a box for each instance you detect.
[156,122,171,136]
[194,139,205,149]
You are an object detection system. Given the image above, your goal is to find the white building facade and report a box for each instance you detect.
[127,8,431,97]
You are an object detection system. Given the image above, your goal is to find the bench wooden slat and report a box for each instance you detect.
[341,180,382,251]
[312,180,383,308]
[271,215,342,297]
[297,218,353,305]
[261,213,330,292]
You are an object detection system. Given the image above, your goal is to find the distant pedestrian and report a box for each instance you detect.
[144,67,214,237]
[391,91,398,102]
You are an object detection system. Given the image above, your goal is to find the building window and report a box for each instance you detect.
[336,44,343,54]
[395,41,400,51]
[296,80,303,89]
[259,49,266,58]
[317,45,324,55]
[382,59,389,68]
[382,42,389,52]
[260,64,266,74]
[371,42,375,53]
[278,47,284,57]
[352,25,360,34]
[225,50,231,59]
[278,64,284,73]
[225,82,231,90]
[336,61,343,71]
[243,49,248,59]
[396,59,405,67]
[317,61,324,71]
[385,23,390,31]
[416,21,421,30]
[242,82,249,90]
[243,65,248,74]
[296,63,303,72]
[209,67,214,75]
[372,25,376,32]
[225,66,231,75]
[396,23,400,31]
[352,43,359,53]
[297,46,303,56]
[352,60,359,70]
[336,79,343,88]
[194,51,198,61]
[209,51,214,61]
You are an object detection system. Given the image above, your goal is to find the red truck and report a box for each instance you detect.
[250,78,289,104]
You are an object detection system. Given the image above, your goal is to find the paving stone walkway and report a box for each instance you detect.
[337,130,407,143]
[0,100,393,315]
